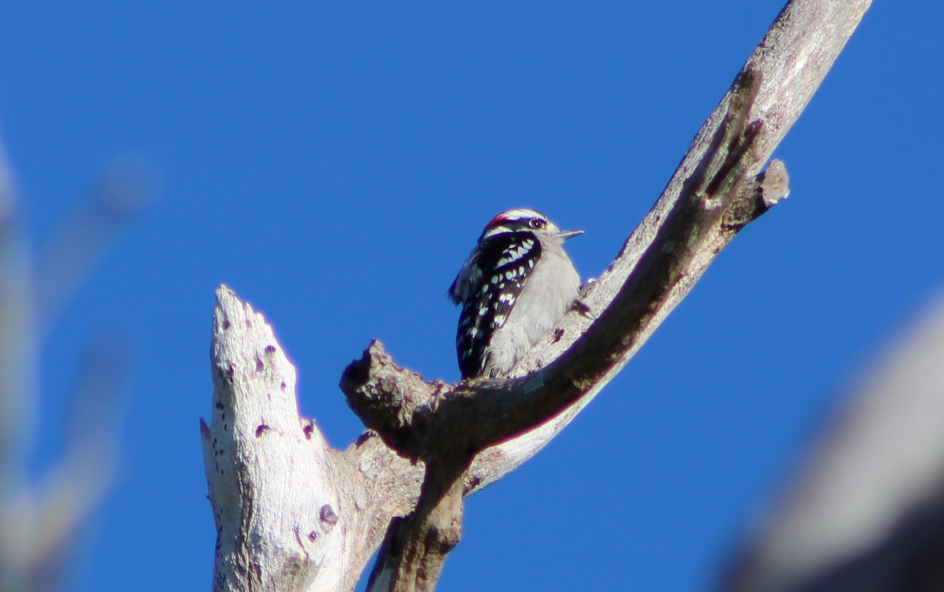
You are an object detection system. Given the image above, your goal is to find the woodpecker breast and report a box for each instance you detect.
[449,208,582,379]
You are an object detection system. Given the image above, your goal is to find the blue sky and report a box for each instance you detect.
[1,1,942,590]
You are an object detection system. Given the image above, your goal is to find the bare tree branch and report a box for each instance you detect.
[0,133,142,592]
[347,70,769,456]
[203,0,871,590]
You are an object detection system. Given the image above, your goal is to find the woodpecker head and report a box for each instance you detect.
[480,208,583,244]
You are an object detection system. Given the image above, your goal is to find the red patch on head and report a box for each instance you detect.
[487,213,510,227]
[484,209,540,231]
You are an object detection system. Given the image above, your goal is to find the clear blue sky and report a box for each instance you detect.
[1,1,942,590]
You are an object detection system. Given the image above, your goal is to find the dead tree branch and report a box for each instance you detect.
[203,0,871,590]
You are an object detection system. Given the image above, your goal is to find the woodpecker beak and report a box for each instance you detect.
[557,229,583,241]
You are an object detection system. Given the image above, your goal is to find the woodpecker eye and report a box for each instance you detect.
[529,219,545,229]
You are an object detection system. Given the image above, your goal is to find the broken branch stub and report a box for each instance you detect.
[341,340,444,459]
[203,286,346,592]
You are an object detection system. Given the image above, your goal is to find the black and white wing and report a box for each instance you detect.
[449,232,542,378]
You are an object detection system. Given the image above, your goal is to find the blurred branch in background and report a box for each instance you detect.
[725,294,944,592]
[0,132,149,592]
[0,135,35,494]
[35,158,153,338]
